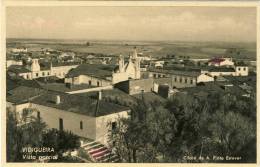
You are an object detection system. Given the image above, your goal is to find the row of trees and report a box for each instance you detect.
[7,108,81,162]
[108,91,256,163]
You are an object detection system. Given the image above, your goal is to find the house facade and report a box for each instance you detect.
[149,69,214,88]
[208,58,234,67]
[201,66,249,77]
[8,58,79,80]
[7,89,130,146]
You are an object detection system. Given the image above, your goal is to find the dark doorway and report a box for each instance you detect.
[37,111,40,119]
[59,118,63,131]
[112,122,117,131]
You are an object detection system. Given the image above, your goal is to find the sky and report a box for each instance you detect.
[6,6,257,42]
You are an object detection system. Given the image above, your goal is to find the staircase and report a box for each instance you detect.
[81,139,120,163]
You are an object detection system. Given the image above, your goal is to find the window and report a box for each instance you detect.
[47,72,50,75]
[174,77,177,82]
[153,74,156,78]
[36,73,38,77]
[238,68,241,71]
[42,72,45,76]
[80,121,83,130]
[97,81,100,87]
[27,74,29,79]
[185,78,187,83]
[89,80,92,85]
[243,67,246,71]
[112,122,117,131]
[158,74,161,78]
[190,79,193,84]
[37,111,40,119]
[59,118,63,131]
[179,77,182,83]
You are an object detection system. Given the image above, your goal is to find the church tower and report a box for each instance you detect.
[132,47,141,79]
[30,59,40,72]
[118,54,125,73]
[132,47,138,59]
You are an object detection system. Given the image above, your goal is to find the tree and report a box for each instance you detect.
[207,111,255,162]
[164,94,206,162]
[108,89,256,163]
[7,108,19,161]
[42,129,81,156]
[6,107,80,162]
[145,105,177,161]
[108,99,177,163]
[6,107,47,162]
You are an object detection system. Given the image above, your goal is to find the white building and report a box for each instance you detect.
[59,52,76,60]
[208,57,234,67]
[7,88,130,145]
[235,66,249,76]
[12,47,28,53]
[150,61,164,68]
[7,59,79,80]
[6,60,23,68]
[138,55,153,61]
[64,64,114,87]
[113,48,141,84]
[112,49,141,84]
[202,66,248,77]
[65,48,141,86]
[150,69,214,88]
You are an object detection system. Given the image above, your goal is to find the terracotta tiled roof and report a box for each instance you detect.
[31,91,129,117]
[208,58,225,64]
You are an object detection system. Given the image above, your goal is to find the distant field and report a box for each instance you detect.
[6,39,256,60]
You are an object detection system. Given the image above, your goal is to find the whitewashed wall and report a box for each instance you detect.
[197,74,214,83]
[112,72,129,84]
[30,103,97,140]
[8,101,129,145]
[95,111,130,145]
[235,66,248,76]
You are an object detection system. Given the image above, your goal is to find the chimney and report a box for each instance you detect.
[56,95,61,104]
[98,91,102,100]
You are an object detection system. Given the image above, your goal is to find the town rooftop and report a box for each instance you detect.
[31,91,130,117]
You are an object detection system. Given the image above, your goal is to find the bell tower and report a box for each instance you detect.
[31,59,40,72]
[132,47,140,79]
[118,54,125,73]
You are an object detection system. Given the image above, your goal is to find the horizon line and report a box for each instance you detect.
[6,37,256,44]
